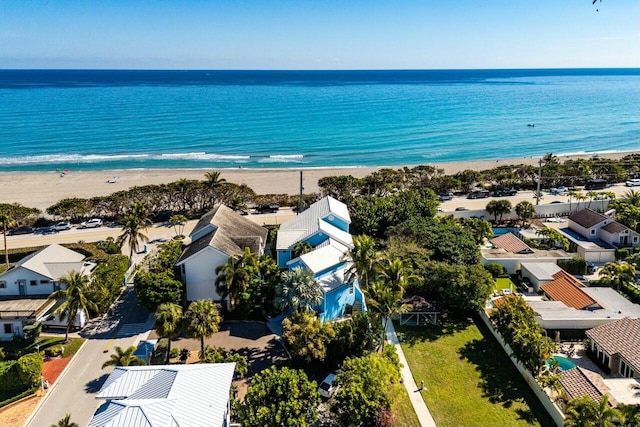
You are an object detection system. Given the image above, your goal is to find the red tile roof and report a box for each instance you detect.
[540,271,598,310]
[586,317,640,373]
[559,367,605,403]
[490,233,533,254]
[568,209,607,229]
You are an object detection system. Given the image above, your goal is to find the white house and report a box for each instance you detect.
[0,244,91,341]
[0,244,88,297]
[88,363,236,427]
[481,233,571,274]
[559,208,640,263]
[176,205,268,302]
[276,196,365,322]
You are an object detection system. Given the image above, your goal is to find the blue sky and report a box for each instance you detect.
[1,0,638,69]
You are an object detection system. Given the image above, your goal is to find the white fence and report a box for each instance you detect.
[478,310,565,427]
[444,200,610,221]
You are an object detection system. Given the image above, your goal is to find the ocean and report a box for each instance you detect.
[0,69,637,172]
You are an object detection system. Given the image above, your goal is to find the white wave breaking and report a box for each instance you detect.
[0,152,252,165]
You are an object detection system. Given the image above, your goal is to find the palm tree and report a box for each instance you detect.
[574,192,587,212]
[365,279,406,351]
[215,247,259,311]
[117,202,151,261]
[48,271,97,342]
[344,235,379,291]
[599,262,635,291]
[515,201,535,227]
[0,213,14,269]
[624,189,640,207]
[185,299,221,355]
[292,240,313,259]
[50,414,79,427]
[543,152,558,165]
[102,345,146,369]
[154,303,183,364]
[486,199,512,223]
[376,257,420,292]
[204,171,226,208]
[169,214,188,238]
[276,267,322,313]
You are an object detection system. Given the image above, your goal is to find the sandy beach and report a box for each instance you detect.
[0,151,636,213]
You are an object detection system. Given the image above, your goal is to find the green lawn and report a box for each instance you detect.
[494,277,515,293]
[396,317,554,427]
[390,383,421,427]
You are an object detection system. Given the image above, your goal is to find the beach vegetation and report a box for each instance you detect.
[47,270,98,342]
[234,366,320,427]
[45,198,88,222]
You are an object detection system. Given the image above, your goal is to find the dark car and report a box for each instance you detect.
[493,188,518,197]
[8,226,35,235]
[467,190,490,199]
[586,262,596,275]
[254,204,279,214]
[455,207,469,211]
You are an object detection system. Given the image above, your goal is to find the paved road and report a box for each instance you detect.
[25,286,152,427]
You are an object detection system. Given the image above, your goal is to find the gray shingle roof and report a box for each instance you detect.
[601,221,628,234]
[568,209,607,229]
[1,244,85,281]
[559,367,604,403]
[586,317,640,373]
[177,205,267,264]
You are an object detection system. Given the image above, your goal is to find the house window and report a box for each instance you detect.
[349,284,354,295]
[0,281,5,288]
[40,280,50,284]
[30,280,37,286]
[3,324,12,334]
[590,230,596,235]
[634,237,638,243]
[620,360,634,378]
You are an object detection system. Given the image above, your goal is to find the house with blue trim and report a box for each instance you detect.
[276,196,365,322]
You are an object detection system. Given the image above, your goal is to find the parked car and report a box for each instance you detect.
[549,186,568,195]
[625,179,640,187]
[79,218,103,229]
[318,373,338,398]
[254,204,279,214]
[39,225,58,234]
[584,179,607,190]
[52,221,72,231]
[455,207,469,211]
[438,192,454,201]
[467,190,490,199]
[549,201,563,204]
[586,262,596,275]
[8,226,35,235]
[492,188,517,197]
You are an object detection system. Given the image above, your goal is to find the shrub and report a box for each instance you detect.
[615,248,629,260]
[45,346,63,358]
[0,348,5,361]
[484,262,505,278]
[179,349,190,363]
[200,345,248,378]
[0,360,23,391]
[169,347,180,359]
[558,257,587,275]
[16,353,44,388]
[22,322,42,344]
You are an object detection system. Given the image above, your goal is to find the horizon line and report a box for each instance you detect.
[1,67,638,72]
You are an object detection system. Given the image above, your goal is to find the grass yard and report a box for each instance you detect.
[396,317,554,427]
[390,383,420,427]
[0,336,85,358]
[494,277,515,293]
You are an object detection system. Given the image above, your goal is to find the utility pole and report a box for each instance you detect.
[536,158,542,206]
[298,171,304,215]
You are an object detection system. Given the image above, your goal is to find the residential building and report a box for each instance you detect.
[176,205,268,302]
[520,262,562,292]
[481,232,571,274]
[88,363,236,427]
[276,196,364,322]
[586,317,640,379]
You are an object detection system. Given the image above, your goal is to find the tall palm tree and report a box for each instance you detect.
[169,214,188,238]
[204,171,226,208]
[376,257,420,292]
[574,192,587,212]
[102,345,146,369]
[185,299,221,355]
[542,152,558,165]
[118,202,151,261]
[0,213,14,269]
[345,235,378,291]
[365,279,406,351]
[154,303,184,364]
[50,414,79,427]
[623,190,640,207]
[599,262,635,292]
[215,247,259,311]
[276,267,322,313]
[48,271,97,342]
[292,240,313,259]
[515,201,535,227]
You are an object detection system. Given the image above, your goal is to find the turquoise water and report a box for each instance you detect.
[0,69,637,171]
[549,355,577,371]
[492,227,520,236]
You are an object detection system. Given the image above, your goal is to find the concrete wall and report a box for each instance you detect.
[0,319,23,341]
[182,247,228,301]
[0,267,60,297]
[478,310,565,427]
[443,200,610,221]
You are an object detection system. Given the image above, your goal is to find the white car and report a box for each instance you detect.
[318,373,338,398]
[52,221,72,231]
[625,179,640,187]
[545,217,566,223]
[549,186,568,195]
[79,218,103,229]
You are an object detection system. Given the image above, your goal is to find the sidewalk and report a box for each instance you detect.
[386,321,437,427]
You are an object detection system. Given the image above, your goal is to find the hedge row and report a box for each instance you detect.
[0,386,38,409]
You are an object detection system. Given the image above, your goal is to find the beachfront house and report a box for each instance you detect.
[559,208,640,263]
[176,205,268,302]
[276,196,365,322]
[88,363,236,427]
[0,244,93,341]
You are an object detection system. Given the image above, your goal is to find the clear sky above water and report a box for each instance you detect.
[1,1,638,69]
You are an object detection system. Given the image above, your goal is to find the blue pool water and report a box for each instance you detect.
[492,227,520,236]
[549,355,576,371]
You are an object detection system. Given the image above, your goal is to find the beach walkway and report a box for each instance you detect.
[387,321,437,427]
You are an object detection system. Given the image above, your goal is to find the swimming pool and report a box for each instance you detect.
[548,355,576,371]
[492,227,520,236]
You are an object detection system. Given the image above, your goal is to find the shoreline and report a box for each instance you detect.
[0,150,636,213]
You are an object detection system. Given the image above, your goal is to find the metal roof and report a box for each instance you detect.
[297,240,349,274]
[520,262,562,281]
[91,363,235,427]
